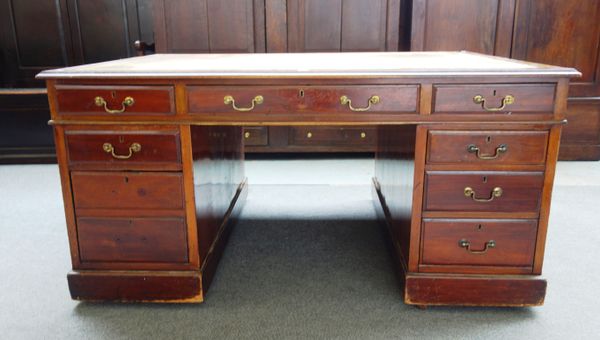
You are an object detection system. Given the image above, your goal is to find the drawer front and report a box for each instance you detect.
[188,85,418,114]
[66,130,181,166]
[188,86,298,114]
[289,127,376,146]
[77,217,188,263]
[56,85,175,115]
[433,84,555,113]
[424,171,544,212]
[421,219,537,268]
[427,130,548,165]
[302,86,418,113]
[243,127,269,146]
[71,171,184,210]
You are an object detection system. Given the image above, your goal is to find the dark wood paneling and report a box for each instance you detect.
[154,0,265,53]
[288,0,402,52]
[67,0,139,64]
[512,0,600,97]
[411,0,515,56]
[0,0,71,87]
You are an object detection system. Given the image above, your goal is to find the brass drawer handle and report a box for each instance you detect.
[244,131,251,139]
[473,94,514,111]
[224,95,263,112]
[464,187,502,202]
[458,239,496,254]
[94,96,135,114]
[467,144,507,160]
[340,95,380,112]
[102,142,141,159]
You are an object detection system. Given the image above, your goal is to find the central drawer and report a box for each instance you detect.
[424,171,544,213]
[187,85,418,114]
[71,171,184,210]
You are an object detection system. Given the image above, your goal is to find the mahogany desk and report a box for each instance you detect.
[37,52,579,307]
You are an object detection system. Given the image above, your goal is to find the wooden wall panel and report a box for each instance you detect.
[287,0,402,52]
[67,0,140,64]
[411,0,515,56]
[154,0,265,53]
[512,0,600,97]
[0,0,71,87]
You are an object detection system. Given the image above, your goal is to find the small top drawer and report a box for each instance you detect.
[55,85,175,115]
[65,129,181,168]
[432,84,555,114]
[188,85,418,114]
[427,130,549,165]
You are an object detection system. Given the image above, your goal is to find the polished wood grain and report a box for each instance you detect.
[420,219,537,268]
[65,129,181,167]
[39,52,575,306]
[404,274,546,306]
[67,271,203,302]
[77,217,188,264]
[56,85,175,115]
[427,130,548,165]
[71,171,184,210]
[433,84,556,113]
[424,171,544,213]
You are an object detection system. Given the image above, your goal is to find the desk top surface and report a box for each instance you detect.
[37,51,579,80]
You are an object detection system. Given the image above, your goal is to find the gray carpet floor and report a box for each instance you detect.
[1,160,599,339]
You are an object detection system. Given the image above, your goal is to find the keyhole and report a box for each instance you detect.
[111,90,116,99]
[493,90,497,96]
[477,224,483,230]
[124,176,129,183]
[482,176,488,183]
[119,135,125,143]
[486,135,492,143]
[299,89,305,98]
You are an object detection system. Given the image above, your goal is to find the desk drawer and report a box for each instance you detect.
[421,219,537,269]
[71,171,184,210]
[77,217,188,263]
[243,127,269,146]
[427,130,548,165]
[66,130,181,167]
[302,86,418,113]
[188,85,418,114]
[289,127,376,146]
[424,171,544,212]
[55,85,175,115]
[433,84,555,113]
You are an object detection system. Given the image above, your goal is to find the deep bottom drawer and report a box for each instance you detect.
[421,219,537,268]
[77,217,188,263]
